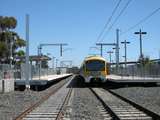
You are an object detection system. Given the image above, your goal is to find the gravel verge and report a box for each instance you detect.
[0,76,71,120]
[111,86,160,115]
[70,88,104,120]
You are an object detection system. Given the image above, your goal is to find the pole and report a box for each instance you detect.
[107,51,113,63]
[121,40,130,75]
[121,40,130,69]
[109,53,111,63]
[140,29,142,58]
[52,57,55,69]
[134,29,147,77]
[60,44,62,56]
[116,29,119,74]
[100,44,103,57]
[134,29,147,59]
[25,14,30,89]
[96,43,116,57]
[38,45,42,80]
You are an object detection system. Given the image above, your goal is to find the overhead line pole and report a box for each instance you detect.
[134,29,147,59]
[107,51,114,63]
[96,43,116,57]
[121,40,130,72]
[134,29,147,77]
[37,43,68,79]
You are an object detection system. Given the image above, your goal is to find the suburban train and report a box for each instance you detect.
[80,56,109,83]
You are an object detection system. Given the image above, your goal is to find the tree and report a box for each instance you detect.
[138,54,150,67]
[0,16,25,64]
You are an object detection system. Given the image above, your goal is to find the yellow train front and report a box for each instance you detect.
[80,56,109,83]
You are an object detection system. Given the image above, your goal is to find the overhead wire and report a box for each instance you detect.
[121,7,160,35]
[100,0,133,42]
[95,0,122,44]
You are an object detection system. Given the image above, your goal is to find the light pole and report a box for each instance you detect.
[121,40,130,70]
[25,14,30,89]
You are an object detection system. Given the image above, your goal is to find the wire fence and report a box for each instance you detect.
[0,64,58,81]
[110,63,160,78]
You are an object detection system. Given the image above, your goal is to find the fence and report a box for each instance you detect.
[0,64,70,81]
[110,62,160,78]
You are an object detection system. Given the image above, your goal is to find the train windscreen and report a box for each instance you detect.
[86,60,105,71]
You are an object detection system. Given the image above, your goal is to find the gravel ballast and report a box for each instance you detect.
[111,86,160,115]
[0,76,71,120]
[70,88,104,120]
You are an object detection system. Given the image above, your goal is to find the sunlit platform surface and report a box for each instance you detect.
[106,74,160,83]
[15,74,72,86]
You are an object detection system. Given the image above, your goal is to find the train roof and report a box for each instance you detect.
[84,56,106,62]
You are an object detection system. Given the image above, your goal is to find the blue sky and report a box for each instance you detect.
[1,0,160,66]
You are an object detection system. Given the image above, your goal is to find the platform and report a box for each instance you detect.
[15,74,72,86]
[106,74,160,83]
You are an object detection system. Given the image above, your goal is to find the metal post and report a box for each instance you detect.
[116,29,119,74]
[38,45,42,80]
[140,29,142,58]
[100,44,103,57]
[60,44,62,56]
[25,14,30,89]
[121,40,130,74]
[52,57,55,69]
[107,51,113,63]
[134,29,147,59]
[96,43,116,58]
[134,29,147,77]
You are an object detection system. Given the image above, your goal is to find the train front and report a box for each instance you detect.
[84,57,107,83]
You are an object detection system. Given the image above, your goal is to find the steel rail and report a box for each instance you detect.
[104,88,160,120]
[56,88,73,120]
[15,77,72,120]
[90,88,120,120]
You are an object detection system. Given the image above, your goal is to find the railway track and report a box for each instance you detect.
[15,76,74,120]
[90,88,160,120]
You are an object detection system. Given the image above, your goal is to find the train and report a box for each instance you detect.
[79,56,109,83]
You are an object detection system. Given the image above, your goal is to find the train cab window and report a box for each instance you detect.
[86,60,105,71]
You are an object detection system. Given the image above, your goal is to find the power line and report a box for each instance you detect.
[100,0,133,42]
[96,0,122,43]
[121,7,160,35]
